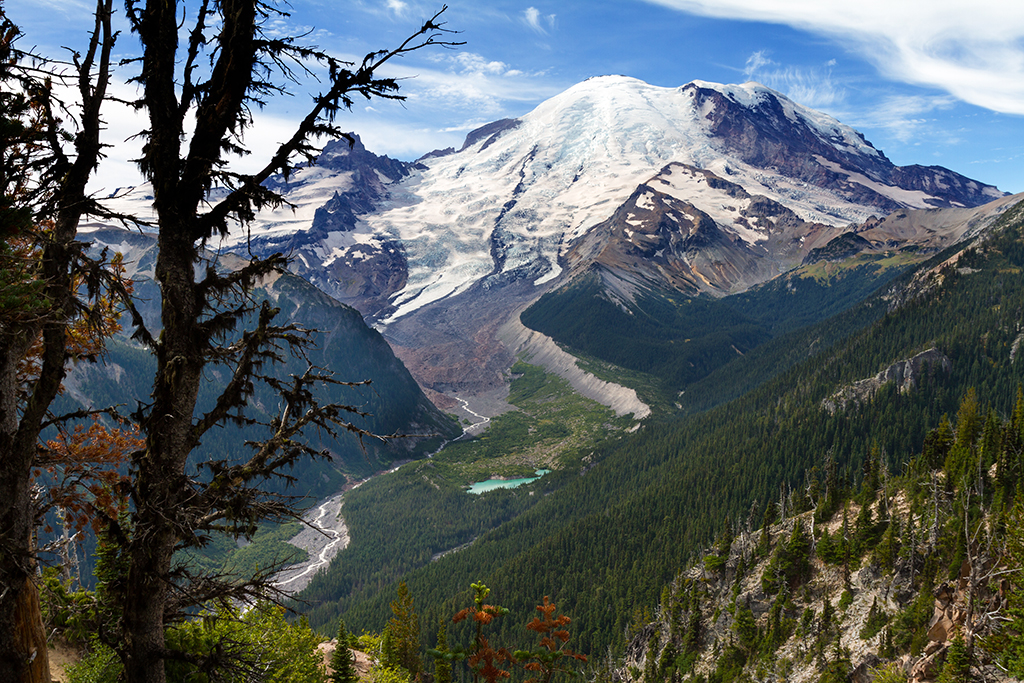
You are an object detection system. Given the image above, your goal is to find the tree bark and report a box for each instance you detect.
[0,345,52,683]
[122,229,202,683]
[0,338,36,682]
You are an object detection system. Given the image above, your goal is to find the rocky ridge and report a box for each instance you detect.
[617,501,1012,683]
[823,349,952,414]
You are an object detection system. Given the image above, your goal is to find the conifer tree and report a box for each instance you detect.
[757,503,773,557]
[925,415,954,470]
[433,621,452,683]
[389,582,421,678]
[937,635,970,683]
[997,389,1024,501]
[330,619,359,683]
[380,627,399,671]
[53,6,459,682]
[0,3,135,679]
[859,446,879,505]
[514,596,587,683]
[819,597,835,645]
[733,599,758,654]
[998,492,1024,675]
[443,582,512,683]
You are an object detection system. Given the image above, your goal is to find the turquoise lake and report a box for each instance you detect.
[467,469,550,494]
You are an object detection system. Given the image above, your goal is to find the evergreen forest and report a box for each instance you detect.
[281,199,1024,681]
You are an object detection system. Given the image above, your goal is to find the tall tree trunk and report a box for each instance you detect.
[13,578,51,683]
[122,229,202,683]
[0,341,52,683]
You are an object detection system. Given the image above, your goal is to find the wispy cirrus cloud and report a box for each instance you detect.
[741,50,845,108]
[400,68,554,120]
[523,7,556,35]
[644,0,1024,115]
[845,93,959,143]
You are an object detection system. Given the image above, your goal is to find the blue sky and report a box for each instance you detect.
[9,0,1024,193]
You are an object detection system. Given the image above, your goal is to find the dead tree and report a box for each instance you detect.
[111,3,461,682]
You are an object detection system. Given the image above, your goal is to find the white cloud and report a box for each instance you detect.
[743,50,772,79]
[644,0,1024,114]
[386,0,408,15]
[845,94,958,143]
[523,7,556,35]
[741,51,845,108]
[20,0,91,14]
[452,52,513,77]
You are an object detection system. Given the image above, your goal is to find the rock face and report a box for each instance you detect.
[684,81,1000,211]
[823,348,952,413]
[245,134,417,318]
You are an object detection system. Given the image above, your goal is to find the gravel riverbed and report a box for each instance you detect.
[274,492,350,593]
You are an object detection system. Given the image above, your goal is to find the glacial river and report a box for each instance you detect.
[274,394,498,591]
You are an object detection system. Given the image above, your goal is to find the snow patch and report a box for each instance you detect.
[635,191,656,211]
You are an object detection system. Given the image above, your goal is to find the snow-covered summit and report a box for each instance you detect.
[349,75,1000,324]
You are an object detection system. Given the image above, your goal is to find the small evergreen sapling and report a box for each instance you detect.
[330,619,359,683]
[442,582,512,683]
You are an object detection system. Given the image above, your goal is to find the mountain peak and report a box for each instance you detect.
[212,74,1008,401]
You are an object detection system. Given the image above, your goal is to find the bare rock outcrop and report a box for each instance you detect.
[823,348,950,413]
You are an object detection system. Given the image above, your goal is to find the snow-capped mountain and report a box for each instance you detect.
[229,77,1003,320]
[97,76,1011,404]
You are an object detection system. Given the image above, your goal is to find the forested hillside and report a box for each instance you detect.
[45,232,460,588]
[60,229,457,483]
[520,251,912,402]
[297,362,636,633]
[315,199,1024,663]
[618,384,1024,683]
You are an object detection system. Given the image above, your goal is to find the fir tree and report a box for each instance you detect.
[733,599,758,654]
[433,621,452,683]
[330,619,359,683]
[389,582,421,678]
[757,502,773,557]
[1000,492,1024,675]
[937,635,970,683]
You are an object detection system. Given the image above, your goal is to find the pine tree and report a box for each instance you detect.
[859,446,879,505]
[513,596,587,683]
[819,597,835,645]
[733,599,758,653]
[433,621,452,683]
[757,503,773,557]
[937,635,970,683]
[389,582,421,678]
[1000,492,1024,675]
[380,626,398,670]
[924,415,954,470]
[330,619,359,683]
